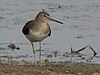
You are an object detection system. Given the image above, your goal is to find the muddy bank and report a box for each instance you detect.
[0,61,100,75]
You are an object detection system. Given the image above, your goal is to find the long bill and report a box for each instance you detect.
[50,18,63,24]
[47,16,63,24]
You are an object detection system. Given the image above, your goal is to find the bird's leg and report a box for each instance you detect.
[39,42,42,60]
[31,42,37,65]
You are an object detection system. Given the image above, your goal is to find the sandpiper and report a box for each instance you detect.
[22,11,63,64]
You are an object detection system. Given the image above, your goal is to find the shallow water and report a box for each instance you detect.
[0,0,100,64]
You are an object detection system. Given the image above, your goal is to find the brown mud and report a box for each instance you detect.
[0,61,100,75]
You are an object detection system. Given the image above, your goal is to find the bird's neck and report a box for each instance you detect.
[35,19,47,25]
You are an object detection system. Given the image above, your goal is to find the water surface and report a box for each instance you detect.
[0,0,100,63]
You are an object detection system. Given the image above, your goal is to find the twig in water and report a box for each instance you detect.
[70,45,97,62]
[71,45,97,56]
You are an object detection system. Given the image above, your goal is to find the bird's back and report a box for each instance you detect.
[22,20,51,42]
[22,20,51,36]
[22,20,34,35]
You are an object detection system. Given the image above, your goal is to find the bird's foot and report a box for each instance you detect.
[37,59,49,66]
[34,62,38,65]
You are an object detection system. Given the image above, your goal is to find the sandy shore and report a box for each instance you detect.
[0,61,100,75]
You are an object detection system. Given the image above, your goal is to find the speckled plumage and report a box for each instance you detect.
[22,11,63,64]
[22,12,51,42]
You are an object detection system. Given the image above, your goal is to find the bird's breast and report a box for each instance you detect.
[25,29,49,42]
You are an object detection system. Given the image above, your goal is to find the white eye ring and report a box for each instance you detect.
[43,15,46,17]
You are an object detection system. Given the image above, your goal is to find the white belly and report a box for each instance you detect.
[25,30,49,42]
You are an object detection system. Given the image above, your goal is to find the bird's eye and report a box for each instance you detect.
[44,15,46,17]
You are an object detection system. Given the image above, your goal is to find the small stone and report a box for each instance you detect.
[92,73,100,75]
[65,70,69,73]
[78,72,82,75]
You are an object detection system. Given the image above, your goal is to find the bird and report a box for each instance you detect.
[8,41,20,50]
[22,11,63,64]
